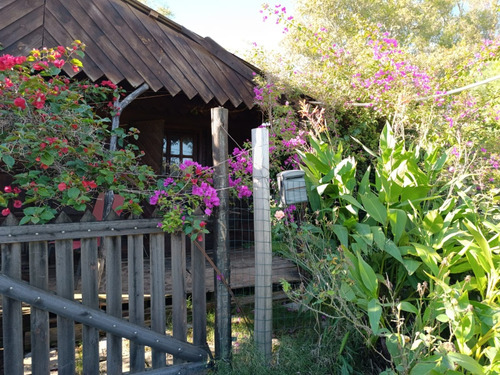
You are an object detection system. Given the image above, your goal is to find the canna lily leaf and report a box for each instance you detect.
[360,192,387,224]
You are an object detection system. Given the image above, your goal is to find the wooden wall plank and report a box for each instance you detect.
[0,5,44,50]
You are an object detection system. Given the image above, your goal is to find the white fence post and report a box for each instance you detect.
[252,127,272,361]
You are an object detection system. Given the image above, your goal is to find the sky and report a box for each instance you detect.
[147,1,295,57]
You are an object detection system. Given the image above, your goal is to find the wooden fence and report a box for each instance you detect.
[0,210,210,374]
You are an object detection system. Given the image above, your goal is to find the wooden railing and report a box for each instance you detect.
[0,211,210,374]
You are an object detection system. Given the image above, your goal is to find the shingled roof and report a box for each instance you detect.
[0,0,258,109]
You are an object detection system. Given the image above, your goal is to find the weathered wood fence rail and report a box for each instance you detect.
[0,211,210,374]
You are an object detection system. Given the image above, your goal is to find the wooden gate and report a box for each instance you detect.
[0,211,210,374]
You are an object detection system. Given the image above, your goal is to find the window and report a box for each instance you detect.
[162,134,195,173]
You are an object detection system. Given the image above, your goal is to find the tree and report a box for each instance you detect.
[287,0,499,52]
[137,0,173,17]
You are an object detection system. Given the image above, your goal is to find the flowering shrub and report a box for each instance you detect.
[149,161,219,240]
[0,42,155,224]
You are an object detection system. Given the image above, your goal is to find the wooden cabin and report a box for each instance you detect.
[0,0,263,173]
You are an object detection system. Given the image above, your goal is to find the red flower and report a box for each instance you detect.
[197,234,203,242]
[13,187,21,194]
[54,59,65,68]
[199,221,206,228]
[1,208,10,216]
[58,182,67,191]
[13,200,22,208]
[71,124,78,130]
[32,92,46,109]
[14,97,26,110]
[4,186,12,193]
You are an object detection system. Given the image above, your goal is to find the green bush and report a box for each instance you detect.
[277,124,500,374]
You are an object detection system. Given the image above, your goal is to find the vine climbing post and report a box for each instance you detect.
[211,106,232,361]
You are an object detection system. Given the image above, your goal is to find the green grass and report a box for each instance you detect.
[205,302,377,374]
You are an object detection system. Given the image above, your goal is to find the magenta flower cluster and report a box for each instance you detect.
[150,160,219,235]
[229,148,253,199]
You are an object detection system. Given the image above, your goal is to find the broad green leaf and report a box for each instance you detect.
[1,154,15,168]
[368,298,382,335]
[357,253,378,298]
[402,259,421,275]
[464,220,494,271]
[384,239,403,263]
[340,281,356,301]
[359,167,371,195]
[388,208,407,244]
[398,301,418,315]
[412,243,440,276]
[302,153,330,175]
[380,123,395,151]
[371,226,386,250]
[340,194,364,210]
[423,210,444,234]
[40,151,55,166]
[446,352,485,375]
[316,184,330,196]
[320,168,336,183]
[332,224,349,248]
[465,252,487,294]
[67,187,80,200]
[360,192,387,224]
[436,314,449,323]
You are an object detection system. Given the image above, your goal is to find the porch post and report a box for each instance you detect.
[211,106,232,361]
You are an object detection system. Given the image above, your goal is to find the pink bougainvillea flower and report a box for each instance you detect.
[13,200,22,209]
[33,62,48,71]
[53,59,65,69]
[14,97,26,110]
[1,208,10,216]
[32,92,46,109]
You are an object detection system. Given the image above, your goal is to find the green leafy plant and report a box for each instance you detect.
[0,43,155,224]
[276,122,500,374]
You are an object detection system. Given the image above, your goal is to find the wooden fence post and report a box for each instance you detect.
[172,232,187,364]
[128,230,145,372]
[252,127,272,362]
[1,214,23,375]
[191,233,207,348]
[211,106,232,361]
[80,210,100,374]
[150,232,166,368]
[105,210,122,375]
[55,212,76,375]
